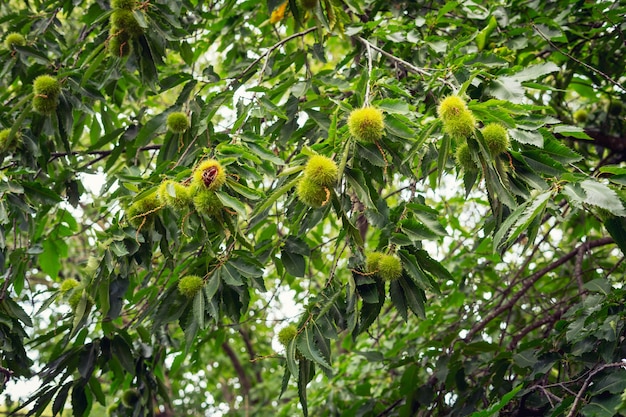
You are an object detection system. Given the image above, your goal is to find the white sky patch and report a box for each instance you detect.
[80,171,108,197]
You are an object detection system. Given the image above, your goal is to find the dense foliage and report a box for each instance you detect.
[0,0,625,416]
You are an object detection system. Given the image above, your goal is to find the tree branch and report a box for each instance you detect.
[566,362,626,417]
[355,36,456,89]
[376,398,404,417]
[465,237,614,341]
[508,308,566,349]
[532,23,625,91]
[49,144,161,162]
[230,27,316,88]
[238,328,262,383]
[572,129,626,153]
[574,245,585,296]
[221,341,252,396]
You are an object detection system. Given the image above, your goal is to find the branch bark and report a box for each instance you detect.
[49,144,162,161]
[580,130,626,153]
[508,308,566,349]
[465,237,614,342]
[532,23,625,91]
[238,328,262,383]
[221,341,252,396]
[566,362,626,417]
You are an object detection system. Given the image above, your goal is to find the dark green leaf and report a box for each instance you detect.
[296,327,332,371]
[52,382,72,416]
[281,248,306,277]
[71,383,87,417]
[398,275,426,318]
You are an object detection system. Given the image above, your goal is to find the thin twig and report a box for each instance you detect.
[532,23,625,92]
[231,27,316,87]
[574,245,585,296]
[465,237,614,341]
[566,362,626,417]
[364,40,373,106]
[50,144,161,162]
[376,398,404,417]
[355,36,456,89]
[357,36,431,76]
[508,308,565,349]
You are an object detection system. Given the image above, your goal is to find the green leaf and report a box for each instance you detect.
[408,204,447,237]
[373,98,410,114]
[230,256,264,278]
[250,176,300,220]
[389,280,408,321]
[437,133,451,183]
[554,125,592,140]
[3,297,33,327]
[487,77,526,103]
[400,218,440,241]
[242,137,285,165]
[583,279,611,295]
[297,359,311,417]
[398,275,426,318]
[398,250,435,291]
[565,180,626,217]
[134,112,168,147]
[414,249,450,289]
[227,179,262,200]
[541,133,583,163]
[581,394,622,417]
[356,142,386,167]
[436,1,458,21]
[193,290,205,330]
[204,273,220,300]
[505,190,552,247]
[279,367,291,399]
[510,62,560,81]
[476,15,498,51]
[510,128,544,147]
[40,239,62,279]
[345,168,376,210]
[354,350,384,362]
[488,63,558,103]
[285,338,299,382]
[590,371,626,395]
[284,236,311,256]
[216,191,248,217]
[296,327,332,371]
[111,335,135,374]
[469,384,523,417]
[580,180,626,216]
[71,383,87,417]
[281,248,306,277]
[384,114,416,139]
[88,376,106,406]
[77,343,97,379]
[22,182,63,204]
[221,264,243,286]
[30,387,58,417]
[603,216,626,254]
[358,287,384,334]
[52,382,72,416]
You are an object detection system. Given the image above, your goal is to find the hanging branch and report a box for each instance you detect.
[566,362,626,417]
[465,237,614,341]
[355,36,456,89]
[230,26,317,88]
[532,23,625,92]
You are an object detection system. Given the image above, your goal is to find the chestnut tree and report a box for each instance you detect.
[0,0,625,416]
